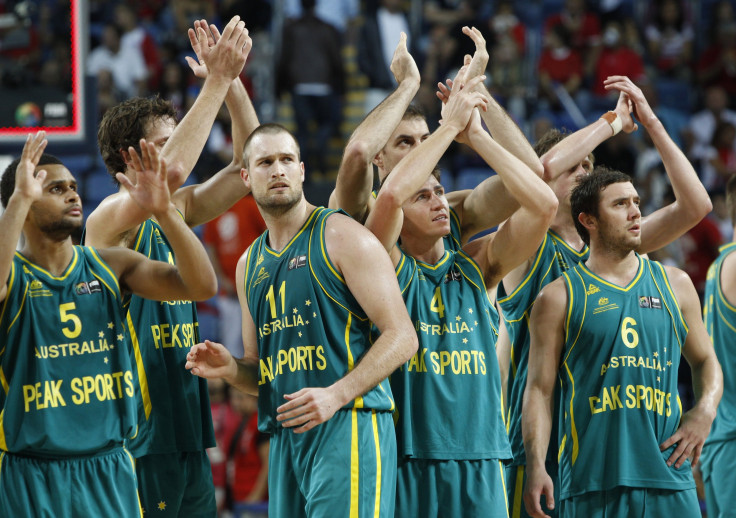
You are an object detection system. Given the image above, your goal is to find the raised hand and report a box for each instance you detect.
[604,75,656,128]
[185,19,219,79]
[196,15,252,83]
[390,32,420,85]
[613,90,638,133]
[14,131,48,203]
[441,70,488,134]
[116,139,171,216]
[436,54,472,105]
[463,26,489,82]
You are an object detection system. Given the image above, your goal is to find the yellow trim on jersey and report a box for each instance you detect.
[126,312,152,419]
[415,250,451,271]
[563,362,579,464]
[500,460,509,518]
[448,207,463,249]
[15,247,79,281]
[548,230,589,258]
[563,271,585,365]
[0,368,7,394]
[656,261,689,333]
[243,243,256,301]
[648,261,686,351]
[372,410,382,518]
[717,303,736,334]
[456,248,493,307]
[345,314,365,409]
[264,208,322,258]
[123,448,145,516]
[558,434,567,463]
[131,220,147,254]
[0,442,5,462]
[350,408,359,518]
[499,233,549,304]
[319,211,345,284]
[0,262,16,331]
[717,256,736,313]
[578,255,644,292]
[394,254,415,295]
[512,465,524,518]
[7,281,29,333]
[87,247,121,296]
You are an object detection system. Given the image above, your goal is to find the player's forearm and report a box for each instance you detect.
[0,194,32,286]
[522,386,554,470]
[648,118,711,220]
[154,205,217,300]
[161,75,233,189]
[690,355,723,421]
[540,119,610,181]
[329,325,418,408]
[229,359,260,395]
[478,84,542,176]
[225,76,259,166]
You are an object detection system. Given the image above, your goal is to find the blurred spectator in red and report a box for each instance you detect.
[700,121,736,192]
[202,195,266,359]
[681,215,723,298]
[696,21,736,96]
[114,4,162,90]
[538,24,583,111]
[592,20,645,98]
[227,390,269,509]
[644,0,693,79]
[685,85,736,165]
[544,0,602,80]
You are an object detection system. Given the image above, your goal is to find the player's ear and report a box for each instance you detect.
[578,211,596,233]
[241,167,250,188]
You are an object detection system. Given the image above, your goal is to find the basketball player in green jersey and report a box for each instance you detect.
[331,28,540,246]
[494,76,713,518]
[86,18,258,516]
[365,66,557,516]
[701,174,736,517]
[523,168,722,518]
[185,123,418,517]
[0,132,217,517]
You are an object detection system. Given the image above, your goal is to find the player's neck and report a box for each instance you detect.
[584,246,639,286]
[263,199,315,252]
[401,234,446,265]
[20,233,75,276]
[550,216,586,251]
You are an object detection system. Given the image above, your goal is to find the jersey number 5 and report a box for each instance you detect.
[59,302,82,339]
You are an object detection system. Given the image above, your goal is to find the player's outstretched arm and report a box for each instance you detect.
[0,132,48,303]
[601,76,713,253]
[659,267,722,468]
[276,216,418,433]
[522,278,567,518]
[330,32,420,221]
[175,19,259,227]
[99,140,217,302]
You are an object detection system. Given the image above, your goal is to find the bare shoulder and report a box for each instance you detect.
[85,192,137,248]
[535,276,568,308]
[662,264,699,303]
[324,211,385,261]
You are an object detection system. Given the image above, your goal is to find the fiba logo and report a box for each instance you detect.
[14,102,42,127]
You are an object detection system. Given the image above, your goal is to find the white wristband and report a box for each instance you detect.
[610,116,622,136]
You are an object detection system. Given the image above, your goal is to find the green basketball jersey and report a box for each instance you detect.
[0,247,135,456]
[123,218,214,456]
[391,247,511,460]
[497,230,589,466]
[558,256,693,498]
[703,242,736,445]
[243,207,395,433]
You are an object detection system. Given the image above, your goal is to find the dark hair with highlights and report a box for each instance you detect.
[570,166,632,245]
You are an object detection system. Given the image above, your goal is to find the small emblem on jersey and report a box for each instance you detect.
[587,283,600,295]
[444,269,461,283]
[639,296,661,309]
[29,279,52,298]
[253,266,270,286]
[598,297,608,305]
[256,254,264,266]
[154,228,165,244]
[288,255,307,270]
[23,265,32,274]
[76,279,102,295]
[30,279,43,290]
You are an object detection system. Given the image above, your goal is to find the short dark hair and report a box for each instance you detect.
[402,104,426,122]
[570,166,632,245]
[534,128,595,165]
[1,154,64,208]
[242,123,301,169]
[97,96,177,184]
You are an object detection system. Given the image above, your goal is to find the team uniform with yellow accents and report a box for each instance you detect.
[392,247,511,517]
[122,218,215,516]
[496,230,588,518]
[557,255,699,517]
[244,207,396,518]
[0,247,141,517]
[701,242,736,517]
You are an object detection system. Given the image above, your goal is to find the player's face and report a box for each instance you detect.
[244,132,305,216]
[142,117,176,153]
[593,181,641,252]
[400,175,451,239]
[549,155,593,208]
[375,118,430,181]
[29,164,83,240]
